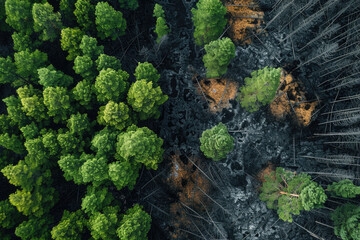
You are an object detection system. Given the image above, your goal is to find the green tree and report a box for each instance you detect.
[95,68,129,103]
[57,130,85,154]
[259,167,327,222]
[43,86,72,123]
[80,35,104,60]
[38,65,74,87]
[20,122,39,139]
[89,206,120,240]
[80,156,109,186]
[24,137,49,167]
[15,216,53,240]
[118,0,138,10]
[3,95,29,126]
[73,55,96,80]
[14,49,48,81]
[328,179,360,198]
[109,161,140,190]
[12,32,36,52]
[199,122,234,161]
[51,210,85,240]
[0,199,22,229]
[60,0,77,24]
[154,17,170,43]
[81,186,113,215]
[0,56,18,85]
[74,0,95,32]
[67,113,91,135]
[116,125,164,170]
[117,204,151,240]
[91,127,118,157]
[191,0,227,45]
[331,203,360,240]
[32,2,63,42]
[153,3,165,18]
[0,133,25,154]
[134,62,160,85]
[60,27,84,61]
[0,0,10,31]
[97,101,132,130]
[96,54,122,71]
[58,153,90,184]
[41,129,60,156]
[237,67,281,112]
[203,38,235,78]
[72,79,94,108]
[95,2,126,40]
[5,0,33,34]
[17,85,48,121]
[127,79,168,120]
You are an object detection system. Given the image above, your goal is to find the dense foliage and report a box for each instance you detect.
[331,203,360,240]
[153,4,170,43]
[203,37,235,78]
[237,67,281,112]
[199,122,234,161]
[191,0,227,45]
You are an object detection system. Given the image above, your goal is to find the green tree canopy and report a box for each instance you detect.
[97,101,133,130]
[96,54,122,71]
[73,55,97,81]
[153,3,165,18]
[331,203,360,240]
[38,65,74,88]
[5,0,33,34]
[74,0,95,32]
[0,132,25,154]
[127,79,168,120]
[199,122,234,161]
[3,95,29,126]
[81,186,113,215]
[191,0,227,45]
[237,67,281,112]
[57,130,85,154]
[15,216,53,240]
[17,85,47,121]
[72,79,94,108]
[60,0,77,24]
[14,49,48,81]
[95,68,129,103]
[51,210,85,240]
[80,156,109,186]
[328,179,360,198]
[155,17,170,43]
[203,38,235,78]
[12,32,36,52]
[134,62,160,85]
[41,129,60,156]
[116,125,164,170]
[20,122,39,140]
[95,2,126,40]
[0,199,22,229]
[89,206,120,240]
[43,86,72,123]
[61,27,84,61]
[58,153,90,184]
[67,113,91,135]
[80,35,104,60]
[91,127,118,157]
[32,2,63,42]
[117,204,151,240]
[109,161,140,190]
[0,56,18,85]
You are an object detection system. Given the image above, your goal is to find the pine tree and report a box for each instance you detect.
[95,2,126,40]
[5,0,33,34]
[331,203,360,240]
[328,179,360,198]
[134,62,160,85]
[60,28,84,61]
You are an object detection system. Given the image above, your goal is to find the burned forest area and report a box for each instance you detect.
[0,0,360,240]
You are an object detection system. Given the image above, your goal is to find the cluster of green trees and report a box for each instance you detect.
[153,4,170,43]
[0,0,166,239]
[260,168,360,239]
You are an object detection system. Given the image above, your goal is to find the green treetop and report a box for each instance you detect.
[81,186,113,216]
[203,38,235,78]
[74,0,95,32]
[80,35,104,60]
[95,2,126,40]
[96,54,122,71]
[153,3,165,18]
[91,127,118,157]
[38,65,74,88]
[199,122,234,161]
[3,95,29,127]
[0,56,18,85]
[58,153,90,184]
[89,206,120,240]
[191,0,227,45]
[60,0,77,24]
[0,0,10,31]
[117,204,151,240]
[134,62,160,85]
[51,210,86,240]
[116,125,164,170]
[20,122,39,140]
[97,101,133,130]
[0,132,26,154]
[260,167,327,222]
[95,68,129,103]
[14,49,48,82]
[80,156,109,186]
[0,199,22,229]
[127,79,168,120]
[328,179,360,198]
[15,216,53,240]
[17,85,48,121]
[331,203,360,240]
[153,4,170,43]
[57,130,85,154]
[41,129,60,156]
[32,2,63,42]
[67,113,91,135]
[5,0,33,34]
[119,0,138,10]
[61,27,84,61]
[237,67,281,112]
[43,86,72,123]
[73,55,97,80]
[109,161,140,190]
[72,79,95,108]
[12,32,36,52]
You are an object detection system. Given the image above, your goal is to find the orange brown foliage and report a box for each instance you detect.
[194,75,239,113]
[270,70,318,126]
[226,0,264,44]
[256,161,275,183]
[167,154,212,239]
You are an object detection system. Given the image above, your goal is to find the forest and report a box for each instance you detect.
[0,0,359,239]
